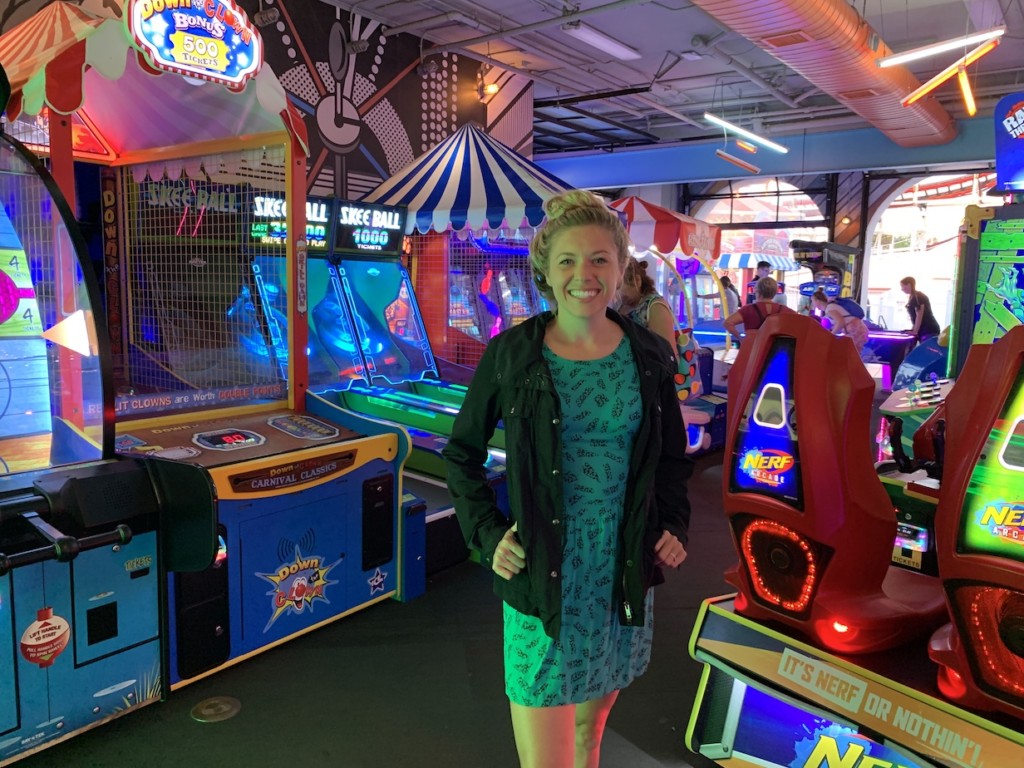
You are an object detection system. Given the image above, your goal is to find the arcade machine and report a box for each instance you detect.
[949,202,1024,377]
[928,325,1024,723]
[0,112,210,764]
[309,200,508,574]
[685,313,1024,767]
[446,233,548,365]
[0,0,414,698]
[792,239,917,384]
[113,179,414,687]
[877,199,1024,535]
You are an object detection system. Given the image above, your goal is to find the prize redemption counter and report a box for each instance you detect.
[685,317,1024,768]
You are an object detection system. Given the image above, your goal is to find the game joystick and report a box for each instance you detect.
[888,418,916,474]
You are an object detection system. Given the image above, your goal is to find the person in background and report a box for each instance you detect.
[755,261,788,306]
[699,275,740,317]
[900,276,941,344]
[617,258,678,358]
[442,190,691,768]
[811,287,869,354]
[724,276,796,345]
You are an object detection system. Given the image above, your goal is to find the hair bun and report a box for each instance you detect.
[544,190,604,221]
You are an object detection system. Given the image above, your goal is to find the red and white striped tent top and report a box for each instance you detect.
[610,196,722,262]
[0,1,307,158]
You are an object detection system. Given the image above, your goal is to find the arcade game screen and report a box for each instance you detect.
[448,270,484,341]
[718,682,927,768]
[497,269,538,328]
[0,135,104,472]
[968,210,1024,347]
[307,257,368,389]
[958,367,1024,563]
[123,166,282,400]
[729,337,802,508]
[335,258,438,387]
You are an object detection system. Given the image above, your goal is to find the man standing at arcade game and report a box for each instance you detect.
[900,276,941,345]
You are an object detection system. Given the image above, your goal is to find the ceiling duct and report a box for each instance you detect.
[689,0,957,147]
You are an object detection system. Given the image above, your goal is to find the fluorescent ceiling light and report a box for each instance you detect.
[901,38,1000,107]
[715,149,760,174]
[877,27,1004,68]
[561,22,641,61]
[957,66,977,117]
[703,113,788,154]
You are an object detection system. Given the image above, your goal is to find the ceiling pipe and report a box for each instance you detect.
[687,0,957,147]
[691,35,805,110]
[426,0,653,56]
[534,85,652,108]
[381,12,487,38]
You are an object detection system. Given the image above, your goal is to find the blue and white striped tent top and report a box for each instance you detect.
[362,123,572,234]
[716,252,803,271]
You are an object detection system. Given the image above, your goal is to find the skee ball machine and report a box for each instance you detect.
[308,200,506,576]
[0,100,211,764]
[0,0,414,689]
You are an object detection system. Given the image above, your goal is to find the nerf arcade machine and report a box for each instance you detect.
[928,325,1024,722]
[686,317,1024,767]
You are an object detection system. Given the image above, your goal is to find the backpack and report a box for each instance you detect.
[834,296,865,319]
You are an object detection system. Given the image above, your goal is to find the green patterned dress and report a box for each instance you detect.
[504,336,654,706]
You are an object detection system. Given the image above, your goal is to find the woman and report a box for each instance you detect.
[443,190,692,768]
[617,258,678,357]
[812,287,869,353]
[722,276,794,345]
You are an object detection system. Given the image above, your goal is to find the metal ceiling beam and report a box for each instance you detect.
[533,112,632,143]
[561,105,659,142]
[426,0,654,56]
[534,86,652,109]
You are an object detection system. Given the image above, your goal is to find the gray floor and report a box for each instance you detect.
[11,454,733,768]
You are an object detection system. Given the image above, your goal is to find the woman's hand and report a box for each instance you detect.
[654,530,687,569]
[492,523,526,580]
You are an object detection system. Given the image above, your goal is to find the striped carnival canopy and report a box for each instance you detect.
[717,252,803,271]
[362,122,572,234]
[0,1,307,159]
[609,196,721,261]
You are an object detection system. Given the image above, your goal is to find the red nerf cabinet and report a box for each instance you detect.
[929,324,1024,719]
[722,313,947,654]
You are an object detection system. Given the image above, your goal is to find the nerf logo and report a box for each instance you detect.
[1003,101,1024,139]
[800,734,914,767]
[740,449,795,487]
[978,502,1024,542]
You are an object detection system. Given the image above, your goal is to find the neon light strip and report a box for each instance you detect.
[704,113,788,154]
[902,38,1000,107]
[878,27,1004,68]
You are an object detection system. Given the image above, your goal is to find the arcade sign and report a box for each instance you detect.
[250,196,331,250]
[995,92,1024,192]
[127,0,263,90]
[334,202,407,259]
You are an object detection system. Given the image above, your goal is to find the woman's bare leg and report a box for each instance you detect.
[574,691,619,768]
[509,701,575,768]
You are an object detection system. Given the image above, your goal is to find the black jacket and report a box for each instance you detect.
[442,309,692,639]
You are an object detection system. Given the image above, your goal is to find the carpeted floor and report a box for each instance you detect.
[11,453,733,768]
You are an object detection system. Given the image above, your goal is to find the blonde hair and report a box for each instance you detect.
[755,276,778,300]
[529,190,630,301]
